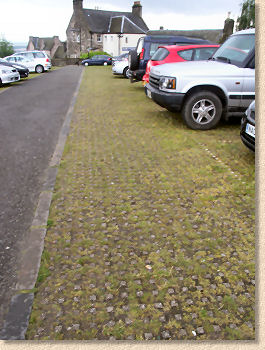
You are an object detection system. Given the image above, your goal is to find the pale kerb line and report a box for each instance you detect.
[197,141,246,184]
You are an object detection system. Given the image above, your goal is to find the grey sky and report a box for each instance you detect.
[0,0,243,43]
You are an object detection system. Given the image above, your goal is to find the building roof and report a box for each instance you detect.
[83,9,148,34]
[146,30,223,44]
[30,37,57,50]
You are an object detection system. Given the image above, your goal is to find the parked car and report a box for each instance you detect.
[0,58,29,79]
[112,53,130,78]
[145,28,255,130]
[128,34,215,82]
[8,50,51,73]
[143,44,219,84]
[0,64,20,86]
[4,55,36,73]
[82,55,112,66]
[240,100,255,151]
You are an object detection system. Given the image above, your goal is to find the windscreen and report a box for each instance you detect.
[212,34,255,64]
[151,48,169,61]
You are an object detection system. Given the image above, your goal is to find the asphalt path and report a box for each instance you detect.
[0,66,83,330]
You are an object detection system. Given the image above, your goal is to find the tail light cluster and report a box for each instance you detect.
[140,48,144,60]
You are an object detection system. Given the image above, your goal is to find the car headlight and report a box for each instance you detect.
[159,76,176,91]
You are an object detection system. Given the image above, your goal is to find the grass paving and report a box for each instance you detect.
[26,66,255,340]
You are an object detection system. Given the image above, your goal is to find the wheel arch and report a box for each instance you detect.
[182,85,228,111]
[123,66,129,75]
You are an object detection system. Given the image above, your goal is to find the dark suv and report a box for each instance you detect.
[128,34,214,82]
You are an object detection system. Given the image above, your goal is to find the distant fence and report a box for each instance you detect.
[51,58,83,66]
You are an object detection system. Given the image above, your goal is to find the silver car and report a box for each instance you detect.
[112,53,129,78]
[0,64,20,86]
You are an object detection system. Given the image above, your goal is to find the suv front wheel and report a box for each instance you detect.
[182,91,222,130]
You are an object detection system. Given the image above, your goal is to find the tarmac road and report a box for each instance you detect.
[0,66,83,331]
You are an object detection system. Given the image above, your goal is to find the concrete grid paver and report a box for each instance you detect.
[26,66,255,340]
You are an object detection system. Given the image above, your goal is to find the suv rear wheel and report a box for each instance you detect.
[182,91,222,130]
[35,65,44,74]
[128,50,139,70]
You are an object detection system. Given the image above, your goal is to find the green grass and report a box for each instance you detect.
[26,66,255,340]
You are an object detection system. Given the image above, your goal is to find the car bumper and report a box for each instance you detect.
[129,69,145,82]
[112,66,123,75]
[1,72,20,84]
[18,69,29,78]
[145,83,184,112]
[44,63,52,70]
[240,117,255,151]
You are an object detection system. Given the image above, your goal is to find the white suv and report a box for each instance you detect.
[10,50,52,73]
[145,29,255,130]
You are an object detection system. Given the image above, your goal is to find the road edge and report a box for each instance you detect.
[0,67,84,340]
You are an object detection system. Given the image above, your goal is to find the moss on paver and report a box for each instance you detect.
[26,66,255,340]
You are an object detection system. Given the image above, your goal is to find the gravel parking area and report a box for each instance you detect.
[26,66,255,340]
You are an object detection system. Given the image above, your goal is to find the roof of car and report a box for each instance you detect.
[159,44,220,51]
[233,28,255,35]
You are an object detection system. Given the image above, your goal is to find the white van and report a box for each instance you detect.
[9,50,52,73]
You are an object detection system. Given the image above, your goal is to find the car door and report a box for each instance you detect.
[16,56,35,72]
[241,57,255,108]
[91,56,99,65]
[96,56,103,65]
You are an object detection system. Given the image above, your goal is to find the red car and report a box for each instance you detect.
[143,44,220,83]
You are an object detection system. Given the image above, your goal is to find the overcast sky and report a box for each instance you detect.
[0,0,243,43]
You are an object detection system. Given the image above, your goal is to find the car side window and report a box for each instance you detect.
[33,52,45,58]
[178,49,193,61]
[194,47,217,60]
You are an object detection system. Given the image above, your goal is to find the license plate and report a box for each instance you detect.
[246,123,255,138]
[147,89,152,99]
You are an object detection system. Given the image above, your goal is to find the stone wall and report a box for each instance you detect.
[51,58,83,66]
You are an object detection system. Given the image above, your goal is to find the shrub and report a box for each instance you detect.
[80,52,89,59]
[88,50,112,58]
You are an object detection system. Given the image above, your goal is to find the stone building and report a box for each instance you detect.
[27,36,67,58]
[66,0,149,57]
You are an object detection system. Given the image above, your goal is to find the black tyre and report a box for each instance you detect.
[35,65,44,74]
[182,91,222,130]
[123,67,129,78]
[128,50,139,70]
[0,78,2,87]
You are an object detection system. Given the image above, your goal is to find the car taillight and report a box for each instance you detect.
[108,58,111,60]
[140,48,144,60]
[46,58,49,62]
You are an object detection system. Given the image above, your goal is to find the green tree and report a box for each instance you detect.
[0,37,14,58]
[236,0,255,31]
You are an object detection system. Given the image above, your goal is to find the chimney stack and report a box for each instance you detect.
[132,1,142,18]
[73,0,83,12]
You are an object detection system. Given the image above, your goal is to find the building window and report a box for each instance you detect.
[97,34,102,42]
[125,37,128,44]
[105,35,107,39]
